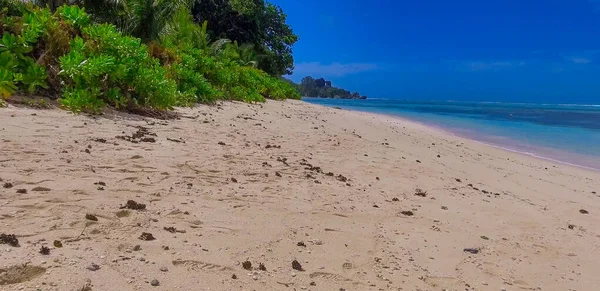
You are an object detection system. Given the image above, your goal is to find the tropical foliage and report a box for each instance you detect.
[0,0,300,113]
[192,0,298,76]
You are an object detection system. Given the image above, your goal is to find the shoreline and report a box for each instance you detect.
[1,100,599,290]
[305,101,600,173]
[389,114,600,173]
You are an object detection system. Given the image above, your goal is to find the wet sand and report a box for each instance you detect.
[1,100,599,291]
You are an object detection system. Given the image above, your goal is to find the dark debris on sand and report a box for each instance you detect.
[292,260,304,271]
[167,137,185,143]
[414,188,427,197]
[0,233,19,247]
[116,126,157,143]
[300,159,323,174]
[121,200,146,210]
[463,248,480,254]
[400,211,414,216]
[242,260,252,270]
[31,186,51,192]
[85,214,98,221]
[39,246,50,255]
[163,227,176,233]
[276,157,289,166]
[139,232,156,241]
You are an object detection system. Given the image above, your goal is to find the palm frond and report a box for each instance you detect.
[210,38,231,57]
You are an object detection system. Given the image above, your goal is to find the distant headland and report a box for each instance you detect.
[292,76,367,99]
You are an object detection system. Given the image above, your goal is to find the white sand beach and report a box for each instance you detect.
[1,100,599,291]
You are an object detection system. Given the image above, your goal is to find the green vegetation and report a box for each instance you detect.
[296,76,367,99]
[0,0,300,113]
[192,0,298,76]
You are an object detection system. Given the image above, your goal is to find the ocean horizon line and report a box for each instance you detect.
[302,97,600,107]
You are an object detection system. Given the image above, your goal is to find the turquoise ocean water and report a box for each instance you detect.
[302,98,600,171]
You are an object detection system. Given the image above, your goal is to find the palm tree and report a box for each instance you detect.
[161,9,210,50]
[29,0,191,42]
[122,0,192,41]
[221,41,258,67]
[235,43,258,67]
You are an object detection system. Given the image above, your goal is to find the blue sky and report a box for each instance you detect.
[275,0,600,103]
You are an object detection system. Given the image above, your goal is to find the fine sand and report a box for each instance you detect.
[1,100,599,291]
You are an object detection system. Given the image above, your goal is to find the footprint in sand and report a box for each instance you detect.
[309,271,356,283]
[512,279,535,290]
[423,276,464,290]
[0,264,46,285]
[172,260,232,272]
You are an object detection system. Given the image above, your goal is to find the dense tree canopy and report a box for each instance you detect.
[192,0,298,76]
[296,76,367,99]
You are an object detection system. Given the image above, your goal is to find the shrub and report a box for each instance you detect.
[0,0,29,18]
[159,9,300,104]
[60,87,104,113]
[167,49,223,103]
[16,58,49,93]
[0,51,18,98]
[0,32,49,95]
[56,5,89,29]
[0,68,17,98]
[0,7,59,97]
[59,23,181,111]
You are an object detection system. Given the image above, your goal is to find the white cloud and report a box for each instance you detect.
[453,60,525,72]
[567,57,591,64]
[293,62,378,77]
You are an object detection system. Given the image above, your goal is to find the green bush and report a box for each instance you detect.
[0,33,49,95]
[56,5,90,28]
[167,49,224,103]
[16,58,49,93]
[159,9,300,103]
[0,7,58,97]
[0,51,17,98]
[0,0,29,18]
[0,68,17,98]
[59,23,181,111]
[60,87,104,113]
